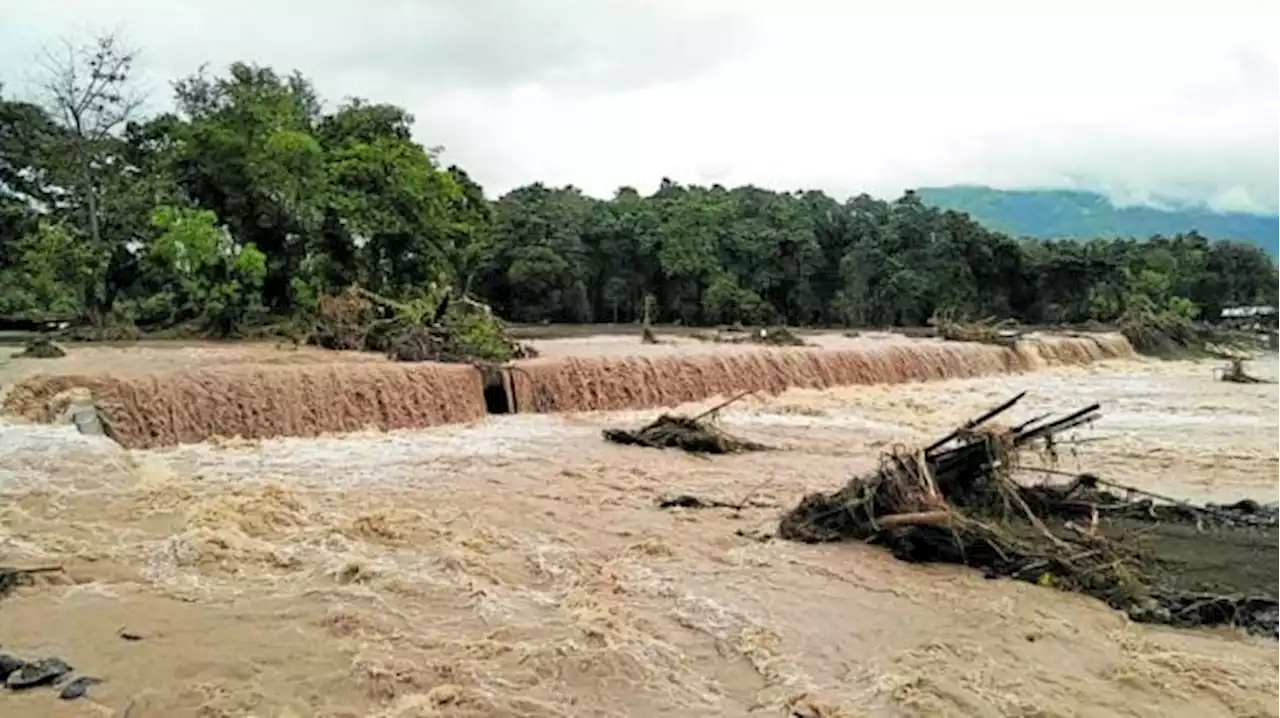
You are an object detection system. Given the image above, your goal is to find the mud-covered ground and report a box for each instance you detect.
[1112,519,1278,599]
[0,344,1276,717]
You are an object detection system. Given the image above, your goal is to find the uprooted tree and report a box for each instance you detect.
[309,285,536,363]
[779,392,1279,636]
[1117,303,1265,358]
[929,307,1022,346]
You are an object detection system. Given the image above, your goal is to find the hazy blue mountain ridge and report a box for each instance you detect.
[917,186,1279,256]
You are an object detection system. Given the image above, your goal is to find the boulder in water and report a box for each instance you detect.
[0,654,26,682]
[5,657,73,689]
[58,676,102,700]
[71,405,105,436]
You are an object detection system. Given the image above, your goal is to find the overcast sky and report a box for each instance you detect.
[2,0,1277,212]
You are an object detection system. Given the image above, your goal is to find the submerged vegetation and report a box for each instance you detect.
[1,33,1276,342]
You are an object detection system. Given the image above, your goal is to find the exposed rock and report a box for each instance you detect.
[5,657,73,689]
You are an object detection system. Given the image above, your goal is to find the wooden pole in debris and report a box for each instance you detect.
[1015,403,1101,444]
[1018,467,1261,523]
[690,390,755,422]
[925,391,1028,455]
[875,510,956,528]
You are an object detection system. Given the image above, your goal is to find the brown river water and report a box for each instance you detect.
[0,341,1276,717]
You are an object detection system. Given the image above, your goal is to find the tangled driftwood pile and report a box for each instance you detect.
[930,308,1022,346]
[1119,310,1262,358]
[779,392,1279,636]
[691,326,808,347]
[603,392,768,454]
[11,338,65,359]
[752,326,806,346]
[310,286,537,363]
[0,566,63,600]
[605,415,768,454]
[1219,357,1270,384]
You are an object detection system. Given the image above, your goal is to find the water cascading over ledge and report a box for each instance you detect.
[2,362,488,449]
[507,334,1135,414]
[1,333,1134,448]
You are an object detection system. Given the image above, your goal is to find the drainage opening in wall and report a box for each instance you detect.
[481,366,512,414]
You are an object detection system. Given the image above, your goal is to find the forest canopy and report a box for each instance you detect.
[2,35,1276,335]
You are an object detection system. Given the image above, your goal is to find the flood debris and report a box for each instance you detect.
[657,494,775,510]
[930,308,1022,346]
[11,337,66,359]
[603,391,769,454]
[638,296,661,345]
[1119,311,1207,356]
[1218,357,1271,384]
[0,566,63,600]
[309,285,538,363]
[691,325,808,346]
[753,326,806,346]
[778,392,1279,637]
[1120,310,1260,358]
[605,416,768,454]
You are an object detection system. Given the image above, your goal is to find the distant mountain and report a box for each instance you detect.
[917,186,1279,257]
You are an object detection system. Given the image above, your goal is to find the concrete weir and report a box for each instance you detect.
[3,334,1136,448]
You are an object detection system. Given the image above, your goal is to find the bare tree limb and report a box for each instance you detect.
[30,30,146,320]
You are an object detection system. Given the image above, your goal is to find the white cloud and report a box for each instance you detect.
[1,0,1276,211]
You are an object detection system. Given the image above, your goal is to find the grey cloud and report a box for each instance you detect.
[0,0,755,96]
[1,0,1275,212]
[321,0,757,93]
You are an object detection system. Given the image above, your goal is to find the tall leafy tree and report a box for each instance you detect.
[323,100,474,299]
[168,63,326,311]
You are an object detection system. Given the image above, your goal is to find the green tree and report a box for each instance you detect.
[0,220,99,316]
[5,43,1276,338]
[144,205,267,335]
[167,63,326,312]
[479,184,596,322]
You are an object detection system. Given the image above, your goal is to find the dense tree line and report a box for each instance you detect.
[2,36,1276,336]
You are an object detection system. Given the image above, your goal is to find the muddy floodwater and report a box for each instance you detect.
[0,343,1277,717]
